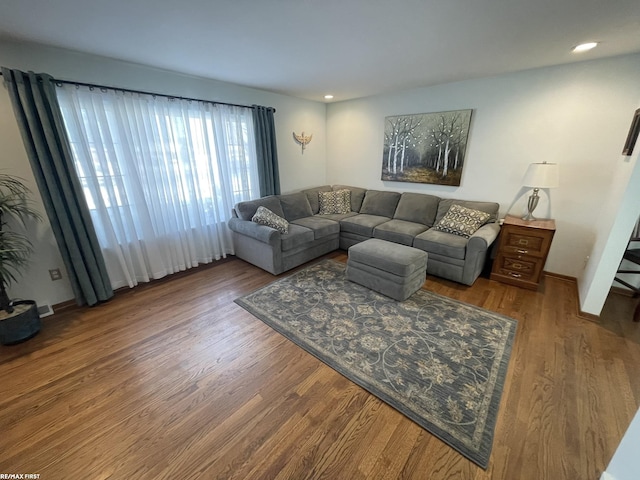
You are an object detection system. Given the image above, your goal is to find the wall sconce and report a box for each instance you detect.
[521,161,559,221]
[293,131,312,154]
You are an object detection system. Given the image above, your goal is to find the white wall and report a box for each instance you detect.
[0,39,327,308]
[326,54,640,312]
[580,146,640,314]
[601,406,640,480]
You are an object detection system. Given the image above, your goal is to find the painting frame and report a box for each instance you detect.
[381,109,473,186]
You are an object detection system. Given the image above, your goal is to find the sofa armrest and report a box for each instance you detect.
[458,222,501,286]
[228,217,280,246]
[467,223,501,253]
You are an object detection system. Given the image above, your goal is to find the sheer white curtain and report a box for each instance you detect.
[56,85,260,289]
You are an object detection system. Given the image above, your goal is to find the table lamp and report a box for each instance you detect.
[521,161,559,221]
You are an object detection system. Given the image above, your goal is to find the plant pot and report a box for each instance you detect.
[0,300,40,345]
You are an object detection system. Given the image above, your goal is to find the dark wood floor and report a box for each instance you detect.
[1,252,639,479]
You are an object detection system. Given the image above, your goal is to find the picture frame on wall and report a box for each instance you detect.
[622,108,640,156]
[381,109,473,186]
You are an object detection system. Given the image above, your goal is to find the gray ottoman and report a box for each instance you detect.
[346,238,428,301]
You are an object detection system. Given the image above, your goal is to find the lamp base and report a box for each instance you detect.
[522,188,540,221]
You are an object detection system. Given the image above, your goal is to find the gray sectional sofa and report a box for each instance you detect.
[227,185,501,285]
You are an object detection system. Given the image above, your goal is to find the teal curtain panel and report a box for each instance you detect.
[2,67,113,306]
[252,105,280,196]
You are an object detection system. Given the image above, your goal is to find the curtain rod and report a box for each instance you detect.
[0,71,275,112]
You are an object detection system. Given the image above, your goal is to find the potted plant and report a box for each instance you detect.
[0,173,42,345]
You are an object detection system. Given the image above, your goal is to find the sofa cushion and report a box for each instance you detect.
[373,219,429,246]
[252,206,289,234]
[281,224,315,251]
[279,192,314,221]
[413,229,469,260]
[301,186,333,214]
[332,185,367,212]
[292,216,340,240]
[433,204,491,238]
[319,190,351,215]
[393,192,440,226]
[340,214,391,237]
[236,195,285,221]
[359,190,401,218]
[435,199,499,224]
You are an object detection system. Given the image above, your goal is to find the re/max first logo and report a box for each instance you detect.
[0,475,41,479]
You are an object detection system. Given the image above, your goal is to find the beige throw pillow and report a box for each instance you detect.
[319,189,351,215]
[433,204,490,238]
[252,206,289,234]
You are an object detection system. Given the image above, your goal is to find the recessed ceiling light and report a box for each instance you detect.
[572,42,598,53]
[324,95,334,100]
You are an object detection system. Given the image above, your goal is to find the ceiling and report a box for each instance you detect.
[1,0,639,102]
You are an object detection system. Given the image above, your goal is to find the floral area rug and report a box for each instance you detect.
[235,259,517,468]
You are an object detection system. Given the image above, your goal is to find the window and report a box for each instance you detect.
[57,84,260,288]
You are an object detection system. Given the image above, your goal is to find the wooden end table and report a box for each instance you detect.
[490,215,556,290]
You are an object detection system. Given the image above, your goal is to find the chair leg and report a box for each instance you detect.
[634,299,640,323]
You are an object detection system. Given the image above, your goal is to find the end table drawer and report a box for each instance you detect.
[502,229,553,258]
[494,255,541,282]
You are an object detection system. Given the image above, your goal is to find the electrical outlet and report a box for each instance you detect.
[38,304,54,318]
[49,268,62,281]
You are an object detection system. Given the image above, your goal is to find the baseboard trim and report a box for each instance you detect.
[51,298,79,314]
[543,271,576,283]
[543,272,602,321]
[50,257,236,316]
[578,310,600,321]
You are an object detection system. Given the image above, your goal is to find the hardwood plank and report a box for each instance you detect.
[1,252,639,479]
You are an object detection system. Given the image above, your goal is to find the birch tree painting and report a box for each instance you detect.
[381,109,472,186]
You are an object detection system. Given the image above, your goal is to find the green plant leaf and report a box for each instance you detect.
[0,173,42,293]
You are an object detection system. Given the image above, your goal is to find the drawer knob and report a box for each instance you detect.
[518,239,529,246]
[509,272,522,278]
[516,249,528,254]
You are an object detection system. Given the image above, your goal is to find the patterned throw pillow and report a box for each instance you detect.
[318,189,351,215]
[337,189,352,212]
[251,206,289,234]
[433,204,490,238]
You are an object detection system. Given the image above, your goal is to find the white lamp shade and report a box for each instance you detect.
[522,162,559,188]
